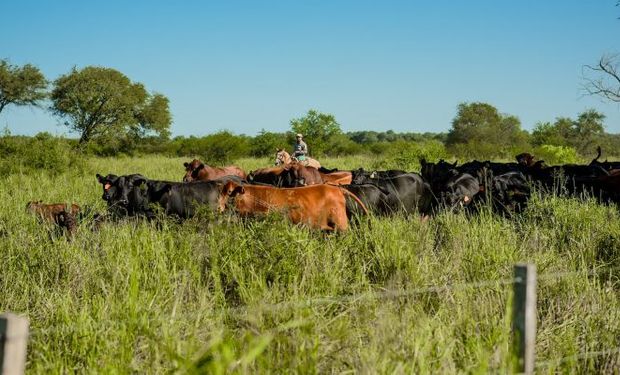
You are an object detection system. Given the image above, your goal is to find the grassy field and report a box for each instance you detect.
[1,155,620,373]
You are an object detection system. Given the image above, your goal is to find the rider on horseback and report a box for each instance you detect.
[292,133,308,161]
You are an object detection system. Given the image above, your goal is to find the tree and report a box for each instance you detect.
[289,109,342,156]
[250,129,288,157]
[531,119,572,147]
[446,102,529,157]
[0,59,47,115]
[531,109,605,154]
[583,54,620,103]
[50,66,171,146]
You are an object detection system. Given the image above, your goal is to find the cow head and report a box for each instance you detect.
[219,181,245,212]
[351,168,369,185]
[515,152,535,167]
[183,159,205,182]
[97,173,120,202]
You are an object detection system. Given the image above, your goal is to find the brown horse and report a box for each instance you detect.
[183,159,246,182]
[275,149,321,169]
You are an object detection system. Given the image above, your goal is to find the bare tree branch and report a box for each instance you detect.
[582,53,620,103]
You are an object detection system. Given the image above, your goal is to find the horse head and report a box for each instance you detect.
[275,149,291,166]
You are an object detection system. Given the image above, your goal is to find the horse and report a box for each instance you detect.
[274,149,321,169]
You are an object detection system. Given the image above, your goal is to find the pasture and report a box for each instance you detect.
[2,155,620,373]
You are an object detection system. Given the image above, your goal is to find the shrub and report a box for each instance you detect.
[383,140,448,170]
[324,134,363,156]
[534,144,580,165]
[0,131,84,175]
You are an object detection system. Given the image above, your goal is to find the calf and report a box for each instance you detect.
[26,201,80,236]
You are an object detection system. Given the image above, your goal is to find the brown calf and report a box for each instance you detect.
[26,201,80,235]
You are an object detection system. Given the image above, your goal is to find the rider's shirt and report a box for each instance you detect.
[293,140,308,157]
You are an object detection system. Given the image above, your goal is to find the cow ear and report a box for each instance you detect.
[96,174,105,184]
[183,162,189,168]
[130,175,147,186]
[420,158,427,166]
[452,160,458,167]
[197,164,205,171]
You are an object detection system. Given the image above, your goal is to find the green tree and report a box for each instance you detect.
[446,102,529,157]
[0,59,47,115]
[531,117,574,147]
[50,66,171,146]
[289,109,342,156]
[531,110,605,154]
[200,131,251,164]
[250,129,288,157]
[573,109,605,153]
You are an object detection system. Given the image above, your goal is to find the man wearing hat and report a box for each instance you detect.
[292,133,308,161]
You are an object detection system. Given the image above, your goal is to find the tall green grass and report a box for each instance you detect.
[1,155,619,373]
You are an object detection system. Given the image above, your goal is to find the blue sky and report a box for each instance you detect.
[1,1,619,136]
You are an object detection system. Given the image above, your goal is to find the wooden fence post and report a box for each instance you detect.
[512,263,537,374]
[0,313,29,375]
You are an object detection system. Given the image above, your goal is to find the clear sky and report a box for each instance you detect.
[1,1,619,137]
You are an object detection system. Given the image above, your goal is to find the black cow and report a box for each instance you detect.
[488,171,531,214]
[97,173,242,220]
[351,172,433,215]
[96,173,149,217]
[342,184,391,217]
[440,173,481,211]
[352,168,408,181]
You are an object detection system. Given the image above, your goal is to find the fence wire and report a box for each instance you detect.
[536,347,620,369]
[4,264,619,372]
[9,265,613,338]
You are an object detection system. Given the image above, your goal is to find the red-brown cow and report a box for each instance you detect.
[247,164,322,187]
[320,171,353,185]
[218,181,367,231]
[183,159,247,182]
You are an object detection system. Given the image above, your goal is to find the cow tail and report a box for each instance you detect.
[340,189,369,215]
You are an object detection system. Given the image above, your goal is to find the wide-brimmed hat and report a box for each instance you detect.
[296,133,303,138]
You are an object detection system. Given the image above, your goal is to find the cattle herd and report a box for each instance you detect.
[26,147,620,235]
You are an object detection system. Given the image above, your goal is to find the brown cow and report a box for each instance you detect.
[247,164,322,187]
[26,201,80,236]
[183,159,246,182]
[319,171,352,185]
[247,166,287,186]
[285,163,323,187]
[218,181,367,231]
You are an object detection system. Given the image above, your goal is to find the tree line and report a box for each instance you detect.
[1,58,620,165]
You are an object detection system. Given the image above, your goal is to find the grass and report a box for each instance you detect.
[1,155,620,373]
